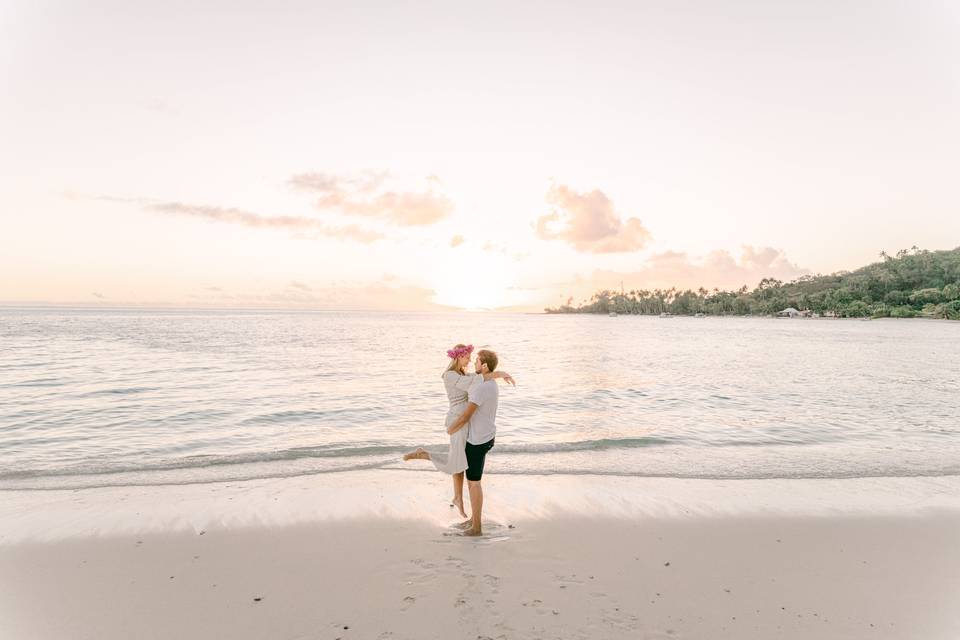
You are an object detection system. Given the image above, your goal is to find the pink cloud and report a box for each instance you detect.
[147,202,384,243]
[535,184,652,253]
[290,171,453,226]
[63,192,384,244]
[288,280,312,292]
[502,245,809,311]
[590,246,808,292]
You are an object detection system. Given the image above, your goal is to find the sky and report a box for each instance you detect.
[2,0,959,311]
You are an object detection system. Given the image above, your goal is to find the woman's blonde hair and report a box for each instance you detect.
[443,343,470,377]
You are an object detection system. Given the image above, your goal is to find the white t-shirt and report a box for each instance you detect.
[466,378,499,445]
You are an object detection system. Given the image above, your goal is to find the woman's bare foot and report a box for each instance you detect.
[451,496,467,519]
[462,527,482,537]
[454,519,473,529]
[402,447,430,461]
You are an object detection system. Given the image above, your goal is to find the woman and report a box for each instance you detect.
[403,343,514,518]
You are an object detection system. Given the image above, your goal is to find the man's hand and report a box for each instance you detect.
[447,402,478,435]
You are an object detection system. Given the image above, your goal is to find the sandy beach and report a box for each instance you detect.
[7,0,960,637]
[2,471,959,640]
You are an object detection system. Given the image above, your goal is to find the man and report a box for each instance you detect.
[445,349,500,537]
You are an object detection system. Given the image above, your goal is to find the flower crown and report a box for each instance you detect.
[446,344,474,359]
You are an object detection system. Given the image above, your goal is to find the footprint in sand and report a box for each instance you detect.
[522,599,555,616]
[410,558,437,569]
[401,596,416,610]
[482,574,500,588]
[599,605,639,631]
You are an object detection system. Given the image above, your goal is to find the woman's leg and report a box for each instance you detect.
[451,472,467,518]
[402,447,431,461]
[453,471,464,500]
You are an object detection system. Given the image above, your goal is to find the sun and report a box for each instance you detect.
[430,255,524,311]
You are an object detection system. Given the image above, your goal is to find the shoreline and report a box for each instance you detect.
[3,471,960,543]
[1,471,959,639]
[7,466,960,493]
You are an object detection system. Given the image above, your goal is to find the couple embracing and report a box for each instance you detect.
[403,344,515,537]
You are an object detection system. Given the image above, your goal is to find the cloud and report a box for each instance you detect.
[289,171,453,226]
[482,241,530,261]
[288,280,312,291]
[589,246,808,293]
[64,192,384,243]
[450,235,465,248]
[494,245,807,312]
[91,291,105,299]
[535,184,652,253]
[147,202,383,243]
[289,170,388,194]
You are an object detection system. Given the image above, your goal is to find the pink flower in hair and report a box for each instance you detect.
[446,344,474,359]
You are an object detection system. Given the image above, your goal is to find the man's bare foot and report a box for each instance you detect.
[402,448,429,462]
[451,496,467,519]
[462,527,482,537]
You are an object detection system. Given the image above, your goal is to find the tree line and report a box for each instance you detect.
[545,246,960,319]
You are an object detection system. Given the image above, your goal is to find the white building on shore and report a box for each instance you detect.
[776,307,801,318]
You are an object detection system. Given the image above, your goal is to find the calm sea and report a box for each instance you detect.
[1,308,958,489]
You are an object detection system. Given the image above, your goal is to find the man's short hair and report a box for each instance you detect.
[477,349,498,372]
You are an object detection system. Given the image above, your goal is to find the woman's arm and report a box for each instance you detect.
[482,371,516,386]
[447,403,478,435]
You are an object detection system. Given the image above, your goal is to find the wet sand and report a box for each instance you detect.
[1,471,959,639]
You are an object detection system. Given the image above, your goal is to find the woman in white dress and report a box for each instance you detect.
[403,344,514,518]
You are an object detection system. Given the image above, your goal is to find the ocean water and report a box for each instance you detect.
[1,308,958,490]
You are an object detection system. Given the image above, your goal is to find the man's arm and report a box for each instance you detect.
[447,402,479,435]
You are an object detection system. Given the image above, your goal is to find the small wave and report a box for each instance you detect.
[4,435,959,491]
[240,409,351,425]
[0,436,683,481]
[81,386,159,397]
[2,377,63,388]
[4,462,960,492]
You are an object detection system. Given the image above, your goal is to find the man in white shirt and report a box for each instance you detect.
[445,349,500,536]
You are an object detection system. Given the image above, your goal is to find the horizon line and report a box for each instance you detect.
[0,301,537,314]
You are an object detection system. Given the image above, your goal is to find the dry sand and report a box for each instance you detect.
[1,471,959,639]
